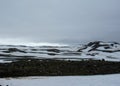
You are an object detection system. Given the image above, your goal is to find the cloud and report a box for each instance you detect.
[0,0,120,44]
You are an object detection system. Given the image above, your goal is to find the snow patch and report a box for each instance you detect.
[0,74,120,86]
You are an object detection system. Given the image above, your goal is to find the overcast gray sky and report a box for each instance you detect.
[0,0,120,44]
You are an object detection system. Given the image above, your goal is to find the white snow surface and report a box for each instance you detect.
[0,74,120,86]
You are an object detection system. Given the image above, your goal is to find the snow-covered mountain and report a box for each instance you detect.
[0,41,120,63]
[77,41,120,61]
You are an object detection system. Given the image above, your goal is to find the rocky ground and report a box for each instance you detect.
[0,59,120,77]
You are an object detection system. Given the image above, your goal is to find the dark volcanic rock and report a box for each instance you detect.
[47,53,57,56]
[3,48,26,53]
[47,49,60,53]
[77,45,87,52]
[88,41,100,52]
[87,41,100,47]
[86,53,99,56]
[104,46,111,49]
[77,41,101,52]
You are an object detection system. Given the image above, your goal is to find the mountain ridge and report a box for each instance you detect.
[0,41,120,63]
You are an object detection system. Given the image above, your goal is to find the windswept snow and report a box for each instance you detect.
[0,74,120,86]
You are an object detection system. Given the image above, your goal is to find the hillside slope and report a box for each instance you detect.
[0,41,120,63]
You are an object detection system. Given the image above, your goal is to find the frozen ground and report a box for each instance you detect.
[0,74,120,86]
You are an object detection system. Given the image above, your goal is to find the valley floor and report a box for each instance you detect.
[0,74,120,86]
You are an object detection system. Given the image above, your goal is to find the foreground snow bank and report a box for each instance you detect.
[0,74,120,86]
